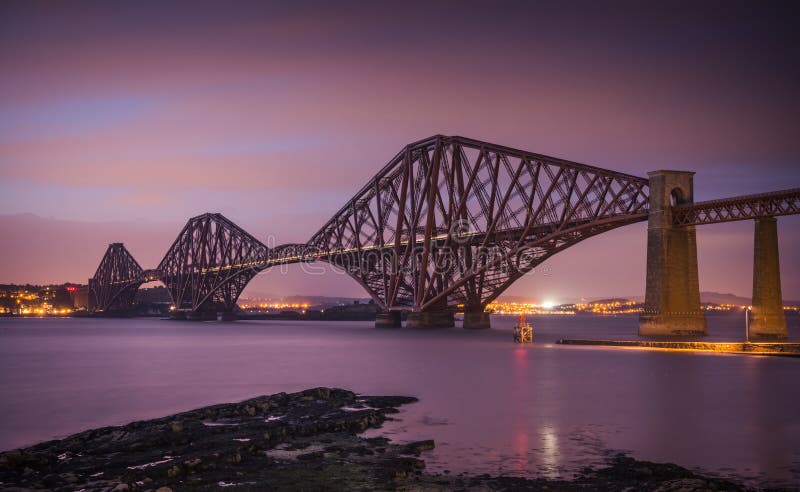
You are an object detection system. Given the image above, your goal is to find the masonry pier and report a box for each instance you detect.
[375,310,402,328]
[750,217,787,339]
[462,309,491,329]
[406,310,455,328]
[639,171,707,336]
[187,310,217,321]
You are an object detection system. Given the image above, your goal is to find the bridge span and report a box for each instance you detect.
[88,135,799,338]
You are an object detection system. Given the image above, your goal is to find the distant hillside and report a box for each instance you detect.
[238,294,373,307]
[699,291,750,305]
[585,298,632,305]
[283,295,373,306]
[497,291,799,307]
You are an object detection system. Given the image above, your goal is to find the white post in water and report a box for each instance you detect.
[745,307,750,343]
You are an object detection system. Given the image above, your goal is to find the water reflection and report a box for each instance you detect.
[0,315,797,488]
[540,426,560,477]
[511,347,531,475]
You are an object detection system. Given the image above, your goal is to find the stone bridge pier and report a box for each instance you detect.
[375,305,490,329]
[397,296,452,328]
[375,310,402,328]
[462,306,491,329]
[375,307,491,329]
[639,171,707,336]
[750,217,787,339]
[406,308,455,328]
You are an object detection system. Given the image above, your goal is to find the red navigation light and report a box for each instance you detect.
[66,286,77,292]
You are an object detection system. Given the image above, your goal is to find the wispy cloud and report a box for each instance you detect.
[0,95,163,141]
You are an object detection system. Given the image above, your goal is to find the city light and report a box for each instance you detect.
[0,285,81,316]
[238,301,310,311]
[483,299,799,317]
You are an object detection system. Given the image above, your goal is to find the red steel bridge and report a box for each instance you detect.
[88,135,799,337]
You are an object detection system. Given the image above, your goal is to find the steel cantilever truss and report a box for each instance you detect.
[308,135,650,311]
[157,213,272,312]
[672,188,800,226]
[88,243,146,312]
[88,135,657,315]
[86,136,800,316]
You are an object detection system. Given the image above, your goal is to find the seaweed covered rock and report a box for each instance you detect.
[0,389,757,491]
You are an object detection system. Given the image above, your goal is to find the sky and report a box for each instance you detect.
[1,1,799,301]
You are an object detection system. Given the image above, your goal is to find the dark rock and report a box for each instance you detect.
[0,388,755,491]
[401,439,435,455]
[296,451,324,461]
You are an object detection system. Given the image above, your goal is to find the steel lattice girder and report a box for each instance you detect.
[157,213,270,312]
[306,135,651,311]
[89,136,654,314]
[88,243,145,311]
[89,136,800,316]
[672,188,800,226]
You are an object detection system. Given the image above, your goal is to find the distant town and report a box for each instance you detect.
[484,299,797,316]
[2,283,798,319]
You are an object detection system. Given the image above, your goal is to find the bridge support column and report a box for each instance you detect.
[219,311,238,322]
[169,310,187,320]
[187,310,217,321]
[639,171,707,336]
[375,310,401,328]
[750,217,787,339]
[463,309,491,329]
[406,310,454,328]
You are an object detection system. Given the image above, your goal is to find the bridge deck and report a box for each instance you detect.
[672,188,800,226]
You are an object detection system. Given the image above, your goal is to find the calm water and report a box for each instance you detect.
[1,315,799,487]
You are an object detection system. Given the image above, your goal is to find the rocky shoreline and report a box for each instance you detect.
[0,388,760,491]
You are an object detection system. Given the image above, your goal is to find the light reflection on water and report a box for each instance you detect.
[0,314,798,487]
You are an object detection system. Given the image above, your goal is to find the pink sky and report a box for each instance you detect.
[1,1,798,300]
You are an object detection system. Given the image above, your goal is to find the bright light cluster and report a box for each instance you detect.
[0,287,78,316]
[238,301,310,310]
